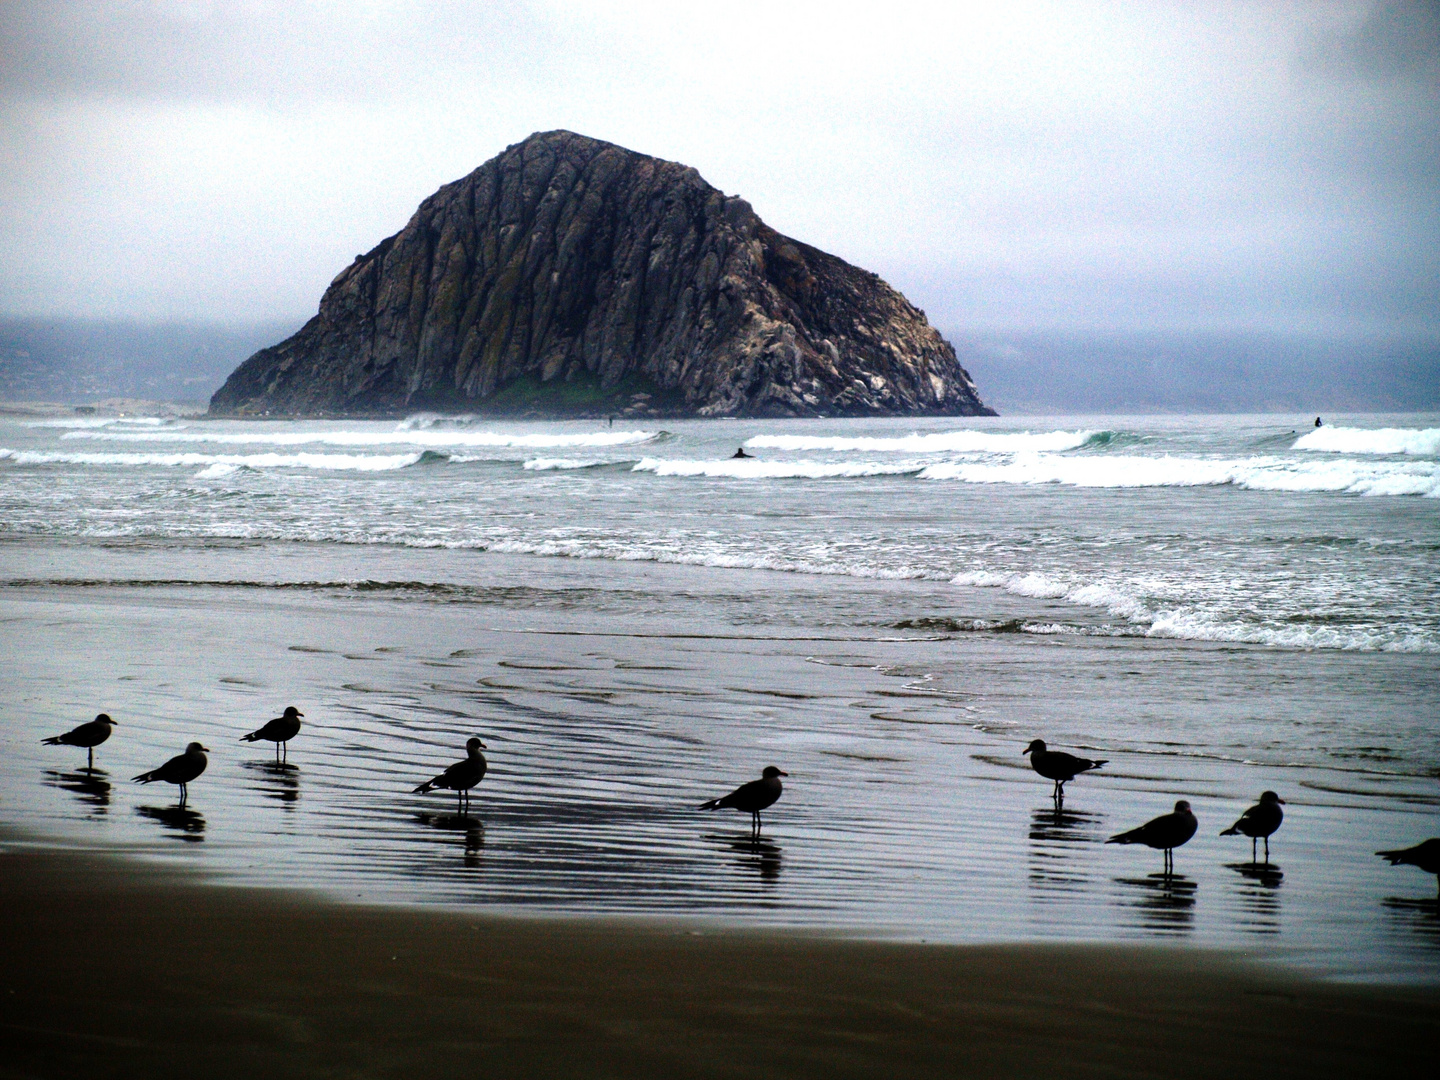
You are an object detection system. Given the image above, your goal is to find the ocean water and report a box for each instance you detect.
[2,411,1437,980]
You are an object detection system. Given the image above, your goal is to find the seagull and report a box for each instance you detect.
[1220,790,1285,863]
[1023,739,1107,801]
[699,766,787,837]
[413,737,487,812]
[240,706,304,762]
[1376,839,1440,899]
[42,713,117,771]
[1107,800,1197,875]
[133,742,210,804]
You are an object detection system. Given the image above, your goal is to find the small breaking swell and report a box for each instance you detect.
[949,569,1440,653]
[482,537,941,580]
[0,448,428,473]
[917,454,1440,497]
[744,429,1100,454]
[1293,425,1440,457]
[522,457,614,471]
[24,416,176,429]
[64,426,663,450]
[631,457,925,479]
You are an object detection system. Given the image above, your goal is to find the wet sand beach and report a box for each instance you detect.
[2,838,1437,1080]
[3,537,1439,979]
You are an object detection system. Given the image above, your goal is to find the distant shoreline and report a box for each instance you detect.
[2,832,1437,1079]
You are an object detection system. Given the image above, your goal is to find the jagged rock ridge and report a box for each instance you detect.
[209,131,993,418]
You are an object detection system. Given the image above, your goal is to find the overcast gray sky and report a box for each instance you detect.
[2,0,1436,339]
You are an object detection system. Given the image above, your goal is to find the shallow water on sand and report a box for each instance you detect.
[2,538,1437,982]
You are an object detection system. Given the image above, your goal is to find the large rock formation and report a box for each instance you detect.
[210,131,993,419]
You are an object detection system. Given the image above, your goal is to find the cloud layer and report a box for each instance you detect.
[2,0,1436,338]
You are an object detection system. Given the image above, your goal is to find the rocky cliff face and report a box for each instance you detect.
[210,131,993,418]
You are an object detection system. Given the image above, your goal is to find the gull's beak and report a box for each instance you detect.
[297,711,304,717]
[778,770,789,776]
[199,745,210,752]
[1022,747,1031,755]
[1278,797,1286,804]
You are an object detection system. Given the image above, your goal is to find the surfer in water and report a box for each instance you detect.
[1315,416,1323,427]
[732,447,751,459]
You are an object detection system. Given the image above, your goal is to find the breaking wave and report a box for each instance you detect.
[631,457,925,479]
[917,454,1440,497]
[950,570,1438,653]
[523,458,611,471]
[26,416,176,429]
[62,427,661,450]
[0,449,425,472]
[1293,425,1440,457]
[744,429,1099,454]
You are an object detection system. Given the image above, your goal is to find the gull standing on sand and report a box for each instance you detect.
[699,766,787,837]
[41,713,117,771]
[133,742,209,804]
[413,737,487,812]
[1220,791,1285,863]
[1023,739,1107,801]
[240,706,304,762]
[1107,800,1197,875]
[1375,839,1440,899]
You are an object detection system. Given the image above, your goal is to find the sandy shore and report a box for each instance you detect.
[0,839,1435,1079]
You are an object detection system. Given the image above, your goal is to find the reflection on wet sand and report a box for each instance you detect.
[416,812,485,868]
[1382,897,1440,949]
[43,769,111,817]
[241,759,300,807]
[1227,862,1283,935]
[719,834,782,883]
[1114,874,1196,936]
[136,804,206,842]
[1028,804,1104,899]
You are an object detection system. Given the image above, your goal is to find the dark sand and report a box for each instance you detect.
[0,842,1436,1078]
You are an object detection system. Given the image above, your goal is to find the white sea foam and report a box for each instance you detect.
[918,454,1440,497]
[631,457,924,479]
[1293,425,1440,457]
[482,537,937,579]
[397,413,478,430]
[26,416,175,429]
[62,427,659,449]
[950,569,1437,652]
[745,429,1097,454]
[0,449,423,472]
[194,463,241,479]
[522,458,609,470]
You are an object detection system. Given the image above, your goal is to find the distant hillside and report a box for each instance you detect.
[0,318,300,404]
[956,331,1440,414]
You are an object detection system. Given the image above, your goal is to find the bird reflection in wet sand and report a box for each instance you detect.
[43,769,111,816]
[242,759,300,806]
[417,812,484,867]
[1029,804,1103,843]
[1028,805,1103,897]
[1114,874,1197,935]
[136,804,206,842]
[1381,897,1440,948]
[1227,862,1283,934]
[721,834,782,883]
